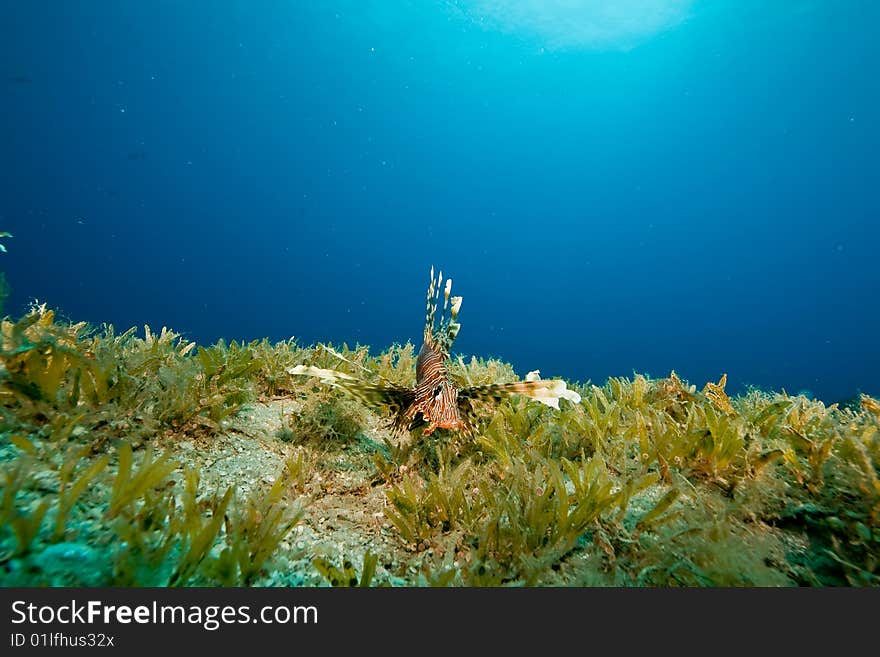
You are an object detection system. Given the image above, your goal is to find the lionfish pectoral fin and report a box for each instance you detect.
[288,365,415,415]
[459,378,581,410]
[407,413,427,432]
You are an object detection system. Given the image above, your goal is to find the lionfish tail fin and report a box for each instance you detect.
[423,266,462,355]
[288,365,415,416]
[460,371,581,411]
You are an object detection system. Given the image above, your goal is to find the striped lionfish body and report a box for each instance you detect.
[289,268,581,437]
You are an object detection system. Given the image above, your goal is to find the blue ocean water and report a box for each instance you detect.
[1,1,877,403]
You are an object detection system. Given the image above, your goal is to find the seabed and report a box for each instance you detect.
[1,305,878,586]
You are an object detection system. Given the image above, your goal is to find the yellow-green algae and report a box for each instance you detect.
[0,303,878,586]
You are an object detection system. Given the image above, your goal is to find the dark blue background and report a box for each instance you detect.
[2,1,877,402]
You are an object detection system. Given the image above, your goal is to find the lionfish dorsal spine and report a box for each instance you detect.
[424,265,439,345]
[423,266,462,356]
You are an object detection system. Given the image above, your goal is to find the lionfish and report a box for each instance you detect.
[288,267,581,437]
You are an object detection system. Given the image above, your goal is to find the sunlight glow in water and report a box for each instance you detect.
[461,0,695,50]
